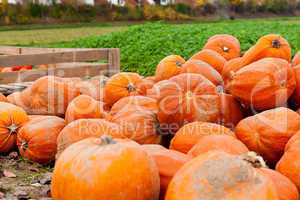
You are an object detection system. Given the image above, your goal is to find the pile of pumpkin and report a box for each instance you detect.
[1,33,300,200]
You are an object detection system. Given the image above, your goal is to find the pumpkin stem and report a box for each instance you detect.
[216,85,224,94]
[176,61,183,67]
[223,46,229,52]
[21,141,28,151]
[280,80,286,88]
[100,135,116,145]
[272,40,281,48]
[127,83,136,92]
[241,151,268,168]
[8,124,19,134]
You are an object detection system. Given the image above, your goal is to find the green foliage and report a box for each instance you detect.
[52,20,300,76]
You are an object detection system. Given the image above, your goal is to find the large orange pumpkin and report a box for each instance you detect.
[51,136,160,200]
[148,73,220,134]
[170,122,235,153]
[222,57,243,89]
[227,58,296,110]
[56,118,123,157]
[236,107,300,166]
[65,95,107,124]
[0,93,7,102]
[78,75,108,102]
[104,72,143,106]
[203,34,241,61]
[260,168,299,200]
[141,144,191,199]
[0,102,29,153]
[291,64,300,107]
[190,49,226,73]
[188,134,248,157]
[292,52,300,66]
[180,59,223,86]
[240,34,291,67]
[165,151,279,200]
[17,116,65,164]
[155,55,185,82]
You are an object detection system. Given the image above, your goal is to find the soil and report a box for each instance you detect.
[0,152,53,200]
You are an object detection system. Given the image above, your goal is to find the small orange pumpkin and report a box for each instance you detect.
[190,49,226,73]
[236,107,300,166]
[104,72,143,106]
[52,136,160,200]
[170,122,235,153]
[203,34,241,61]
[155,55,185,82]
[65,95,107,124]
[188,134,248,157]
[17,116,65,164]
[0,102,29,153]
[222,57,243,89]
[136,76,156,95]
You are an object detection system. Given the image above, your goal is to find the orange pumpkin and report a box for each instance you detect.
[240,34,291,67]
[165,151,279,200]
[260,168,299,200]
[78,75,108,102]
[56,119,123,157]
[190,49,226,73]
[52,136,160,200]
[110,96,158,116]
[292,52,300,66]
[104,72,143,106]
[291,64,300,107]
[188,135,248,157]
[236,107,300,166]
[180,59,223,86]
[227,58,296,110]
[203,34,241,61]
[17,116,65,164]
[141,144,192,198]
[155,55,185,82]
[170,122,235,153]
[65,95,107,124]
[136,76,156,95]
[0,102,29,153]
[148,73,220,134]
[222,57,243,89]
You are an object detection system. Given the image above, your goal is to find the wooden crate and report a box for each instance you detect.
[0,46,120,95]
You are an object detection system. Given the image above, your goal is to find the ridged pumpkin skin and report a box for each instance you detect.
[170,122,235,153]
[136,76,156,95]
[240,34,291,67]
[17,116,65,164]
[0,102,29,153]
[78,75,108,102]
[292,52,300,66]
[190,49,226,73]
[104,72,143,106]
[65,95,107,124]
[260,168,299,200]
[155,55,185,82]
[165,151,279,200]
[0,93,8,102]
[222,57,243,89]
[236,107,300,166]
[56,119,123,157]
[51,137,160,200]
[188,135,248,157]
[291,65,300,107]
[148,73,220,134]
[110,96,158,116]
[141,144,192,198]
[204,34,241,61]
[227,58,296,110]
[180,59,223,86]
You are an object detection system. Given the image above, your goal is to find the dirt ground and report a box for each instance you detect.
[0,152,53,200]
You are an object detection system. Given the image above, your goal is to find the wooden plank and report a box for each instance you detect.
[0,50,109,67]
[0,63,108,84]
[107,48,120,76]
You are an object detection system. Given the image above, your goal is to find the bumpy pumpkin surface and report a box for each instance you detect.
[165,151,279,200]
[104,72,143,106]
[65,95,107,124]
[155,55,185,82]
[52,136,160,200]
[260,168,299,200]
[188,134,248,157]
[141,144,191,198]
[0,93,8,102]
[190,49,226,73]
[17,116,65,164]
[236,107,300,166]
[227,58,296,110]
[170,122,235,153]
[148,73,220,134]
[0,102,29,153]
[203,34,241,61]
[56,119,123,157]
[78,75,108,102]
[291,64,300,107]
[180,59,223,86]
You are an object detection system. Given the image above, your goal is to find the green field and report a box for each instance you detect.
[1,18,300,75]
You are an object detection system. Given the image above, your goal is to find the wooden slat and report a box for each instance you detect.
[107,48,120,76]
[0,63,108,84]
